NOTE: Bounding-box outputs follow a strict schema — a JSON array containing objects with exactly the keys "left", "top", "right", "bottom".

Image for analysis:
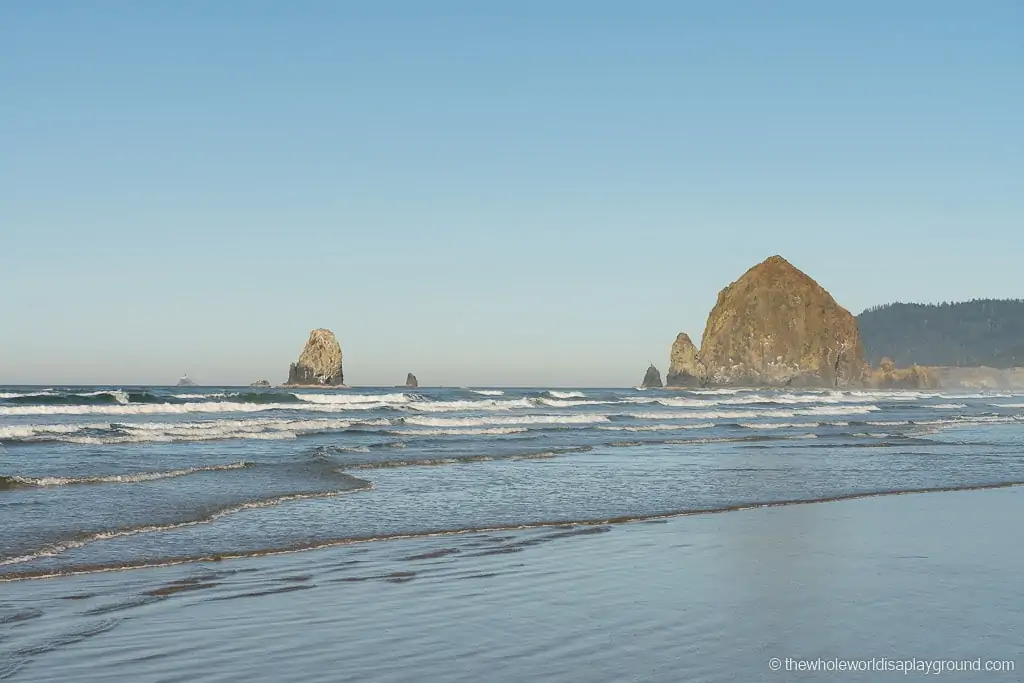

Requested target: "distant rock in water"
[
  {"left": 405, "top": 373, "right": 418, "bottom": 389},
  {"left": 176, "top": 375, "right": 198, "bottom": 387},
  {"left": 666, "top": 333, "right": 703, "bottom": 387},
  {"left": 641, "top": 364, "right": 663, "bottom": 388},
  {"left": 250, "top": 380, "right": 271, "bottom": 388},
  {"left": 285, "top": 329, "right": 345, "bottom": 387}
]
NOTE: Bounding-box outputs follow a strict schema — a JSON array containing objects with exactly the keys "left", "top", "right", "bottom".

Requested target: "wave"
[
  {"left": 0, "top": 418, "right": 391, "bottom": 445},
  {"left": 0, "top": 462, "right": 252, "bottom": 489},
  {"left": 400, "top": 414, "right": 610, "bottom": 427},
  {"left": 736, "top": 422, "right": 818, "bottom": 430},
  {"left": 12, "top": 481, "right": 1024, "bottom": 581},
  {"left": 470, "top": 389, "right": 504, "bottom": 396},
  {"left": 626, "top": 405, "right": 880, "bottom": 421},
  {"left": 405, "top": 398, "right": 535, "bottom": 412},
  {"left": 992, "top": 403, "right": 1024, "bottom": 409},
  {"left": 544, "top": 390, "right": 585, "bottom": 399},
  {"left": 388, "top": 427, "right": 530, "bottom": 436},
  {"left": 0, "top": 480, "right": 374, "bottom": 569},
  {"left": 596, "top": 422, "right": 716, "bottom": 432},
  {"left": 296, "top": 392, "right": 410, "bottom": 405},
  {"left": 533, "top": 398, "right": 613, "bottom": 408}
]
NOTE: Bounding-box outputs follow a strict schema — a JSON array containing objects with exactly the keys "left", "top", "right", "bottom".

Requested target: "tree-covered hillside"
[{"left": 857, "top": 299, "right": 1024, "bottom": 368}]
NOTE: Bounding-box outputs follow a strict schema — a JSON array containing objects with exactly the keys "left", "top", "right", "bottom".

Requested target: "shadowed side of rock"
[
  {"left": 641, "top": 364, "right": 663, "bottom": 388},
  {"left": 405, "top": 373, "right": 418, "bottom": 388}
]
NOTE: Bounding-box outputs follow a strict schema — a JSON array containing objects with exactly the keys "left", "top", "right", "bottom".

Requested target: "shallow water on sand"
[{"left": 2, "top": 487, "right": 1021, "bottom": 682}]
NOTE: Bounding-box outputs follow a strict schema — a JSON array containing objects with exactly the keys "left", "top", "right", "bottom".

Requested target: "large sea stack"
[
  {"left": 286, "top": 329, "right": 345, "bottom": 387},
  {"left": 405, "top": 373, "right": 419, "bottom": 388},
  {"left": 687, "top": 256, "right": 865, "bottom": 387}
]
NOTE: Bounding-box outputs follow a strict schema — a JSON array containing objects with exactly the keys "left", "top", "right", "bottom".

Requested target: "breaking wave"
[{"left": 0, "top": 462, "right": 252, "bottom": 489}]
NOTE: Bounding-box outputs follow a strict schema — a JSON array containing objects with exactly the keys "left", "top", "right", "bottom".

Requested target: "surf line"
[{"left": 3, "top": 480, "right": 1023, "bottom": 582}]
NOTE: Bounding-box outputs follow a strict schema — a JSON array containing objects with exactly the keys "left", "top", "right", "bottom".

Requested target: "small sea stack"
[
  {"left": 641, "top": 364, "right": 663, "bottom": 388},
  {"left": 285, "top": 329, "right": 345, "bottom": 387},
  {"left": 250, "top": 380, "right": 271, "bottom": 388},
  {"left": 405, "top": 373, "right": 419, "bottom": 389}
]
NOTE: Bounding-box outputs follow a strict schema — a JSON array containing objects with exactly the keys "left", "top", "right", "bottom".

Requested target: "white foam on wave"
[
  {"left": 545, "top": 390, "right": 585, "bottom": 399},
  {"left": 405, "top": 398, "right": 535, "bottom": 413},
  {"left": 9, "top": 461, "right": 251, "bottom": 487},
  {"left": 627, "top": 405, "right": 880, "bottom": 421},
  {"left": 297, "top": 392, "right": 410, "bottom": 405},
  {"left": 534, "top": 398, "right": 613, "bottom": 408},
  {"left": 596, "top": 422, "right": 716, "bottom": 432},
  {"left": 932, "top": 403, "right": 968, "bottom": 410},
  {"left": 392, "top": 427, "right": 529, "bottom": 436},
  {"left": 402, "top": 413, "right": 610, "bottom": 427},
  {"left": 0, "top": 392, "right": 50, "bottom": 399},
  {"left": 471, "top": 389, "right": 505, "bottom": 396},
  {"left": 737, "top": 422, "right": 819, "bottom": 430},
  {"left": 1, "top": 417, "right": 389, "bottom": 445},
  {"left": 992, "top": 403, "right": 1024, "bottom": 409}
]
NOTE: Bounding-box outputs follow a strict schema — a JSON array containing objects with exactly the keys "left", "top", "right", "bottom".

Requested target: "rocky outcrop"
[
  {"left": 862, "top": 358, "right": 939, "bottom": 389},
  {"left": 641, "top": 364, "right": 663, "bottom": 388},
  {"left": 666, "top": 333, "right": 703, "bottom": 386},
  {"left": 176, "top": 375, "right": 197, "bottom": 387},
  {"left": 285, "top": 329, "right": 345, "bottom": 387},
  {"left": 250, "top": 380, "right": 271, "bottom": 388},
  {"left": 405, "top": 373, "right": 418, "bottom": 389},
  {"left": 683, "top": 256, "right": 866, "bottom": 388}
]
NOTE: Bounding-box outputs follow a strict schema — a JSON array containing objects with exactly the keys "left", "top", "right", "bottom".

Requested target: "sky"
[{"left": 1, "top": 1, "right": 1021, "bottom": 387}]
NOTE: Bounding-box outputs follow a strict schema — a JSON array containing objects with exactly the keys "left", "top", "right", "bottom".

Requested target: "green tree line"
[{"left": 857, "top": 299, "right": 1024, "bottom": 368}]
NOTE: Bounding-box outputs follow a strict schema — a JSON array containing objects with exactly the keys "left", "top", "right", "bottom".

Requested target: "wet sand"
[{"left": 3, "top": 486, "right": 1022, "bottom": 682}]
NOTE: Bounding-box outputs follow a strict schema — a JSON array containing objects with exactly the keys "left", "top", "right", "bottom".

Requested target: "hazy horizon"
[{"left": 3, "top": 2, "right": 1021, "bottom": 386}]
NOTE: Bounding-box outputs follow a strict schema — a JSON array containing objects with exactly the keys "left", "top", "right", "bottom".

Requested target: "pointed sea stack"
[
  {"left": 405, "top": 373, "right": 419, "bottom": 388},
  {"left": 697, "top": 255, "right": 864, "bottom": 387},
  {"left": 285, "top": 329, "right": 345, "bottom": 387},
  {"left": 666, "top": 333, "right": 703, "bottom": 387},
  {"left": 641, "top": 364, "right": 663, "bottom": 388}
]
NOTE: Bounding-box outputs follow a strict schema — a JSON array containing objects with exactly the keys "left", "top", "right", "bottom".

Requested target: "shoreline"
[
  {"left": 5, "top": 480, "right": 1023, "bottom": 582},
  {"left": 6, "top": 485, "right": 1022, "bottom": 682}
]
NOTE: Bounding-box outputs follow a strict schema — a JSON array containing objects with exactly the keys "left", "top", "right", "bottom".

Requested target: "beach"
[{"left": 3, "top": 486, "right": 1021, "bottom": 681}]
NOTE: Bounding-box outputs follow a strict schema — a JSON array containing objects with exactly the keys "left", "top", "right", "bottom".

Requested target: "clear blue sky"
[{"left": 2, "top": 1, "right": 1021, "bottom": 386}]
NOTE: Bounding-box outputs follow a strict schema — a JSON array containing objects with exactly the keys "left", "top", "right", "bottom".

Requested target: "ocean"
[{"left": 2, "top": 385, "right": 1023, "bottom": 680}]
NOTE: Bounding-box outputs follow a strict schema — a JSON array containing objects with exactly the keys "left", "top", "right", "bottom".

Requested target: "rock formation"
[
  {"left": 250, "top": 380, "right": 271, "bottom": 388},
  {"left": 285, "top": 329, "right": 345, "bottom": 387},
  {"left": 672, "top": 256, "right": 866, "bottom": 388},
  {"left": 862, "top": 358, "right": 939, "bottom": 389},
  {"left": 666, "top": 333, "right": 703, "bottom": 386},
  {"left": 405, "top": 373, "right": 418, "bottom": 389},
  {"left": 641, "top": 364, "right": 663, "bottom": 388},
  {"left": 176, "top": 375, "right": 197, "bottom": 387}
]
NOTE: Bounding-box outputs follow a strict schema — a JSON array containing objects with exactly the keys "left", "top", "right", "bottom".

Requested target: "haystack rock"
[
  {"left": 696, "top": 255, "right": 864, "bottom": 387},
  {"left": 666, "top": 333, "right": 703, "bottom": 387},
  {"left": 286, "top": 329, "right": 345, "bottom": 387},
  {"left": 641, "top": 364, "right": 663, "bottom": 388},
  {"left": 405, "top": 373, "right": 419, "bottom": 388}
]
